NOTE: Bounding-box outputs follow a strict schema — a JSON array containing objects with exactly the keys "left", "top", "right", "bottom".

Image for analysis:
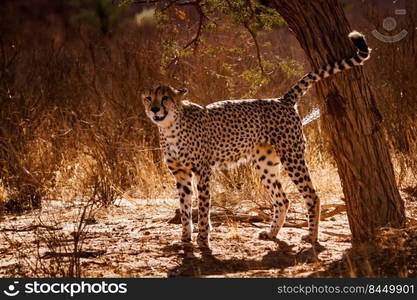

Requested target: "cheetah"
[{"left": 142, "top": 31, "right": 370, "bottom": 249}]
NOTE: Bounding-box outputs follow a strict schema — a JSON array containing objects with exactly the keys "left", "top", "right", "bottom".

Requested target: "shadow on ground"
[
  {"left": 165, "top": 241, "right": 325, "bottom": 277},
  {"left": 310, "top": 225, "right": 417, "bottom": 277},
  {"left": 163, "top": 225, "right": 417, "bottom": 278}
]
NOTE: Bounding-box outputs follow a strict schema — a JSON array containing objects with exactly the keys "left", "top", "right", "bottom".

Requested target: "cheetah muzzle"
[{"left": 153, "top": 115, "right": 166, "bottom": 122}]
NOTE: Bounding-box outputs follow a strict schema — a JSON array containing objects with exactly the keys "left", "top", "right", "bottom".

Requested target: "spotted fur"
[{"left": 142, "top": 32, "right": 370, "bottom": 249}]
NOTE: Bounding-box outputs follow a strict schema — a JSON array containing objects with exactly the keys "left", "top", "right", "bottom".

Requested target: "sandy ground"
[
  {"left": 2, "top": 179, "right": 417, "bottom": 278},
  {"left": 0, "top": 194, "right": 358, "bottom": 278}
]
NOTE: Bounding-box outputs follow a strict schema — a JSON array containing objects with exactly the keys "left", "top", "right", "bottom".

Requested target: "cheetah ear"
[
  {"left": 176, "top": 88, "right": 188, "bottom": 96},
  {"left": 140, "top": 88, "right": 151, "bottom": 100}
]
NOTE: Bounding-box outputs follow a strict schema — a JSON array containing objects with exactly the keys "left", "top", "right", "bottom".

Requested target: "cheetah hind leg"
[
  {"left": 280, "top": 152, "right": 321, "bottom": 245},
  {"left": 252, "top": 144, "right": 290, "bottom": 241}
]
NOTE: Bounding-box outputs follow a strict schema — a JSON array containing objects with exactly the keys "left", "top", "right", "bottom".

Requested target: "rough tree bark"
[{"left": 271, "top": 0, "right": 405, "bottom": 243}]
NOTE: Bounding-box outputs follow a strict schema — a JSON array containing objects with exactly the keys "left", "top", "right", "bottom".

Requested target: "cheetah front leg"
[
  {"left": 194, "top": 167, "right": 212, "bottom": 249},
  {"left": 173, "top": 169, "right": 193, "bottom": 243}
]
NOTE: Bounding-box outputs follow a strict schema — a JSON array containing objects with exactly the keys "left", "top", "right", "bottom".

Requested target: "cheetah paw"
[
  {"left": 181, "top": 236, "right": 192, "bottom": 243},
  {"left": 301, "top": 234, "right": 316, "bottom": 243},
  {"left": 301, "top": 234, "right": 323, "bottom": 249},
  {"left": 197, "top": 236, "right": 211, "bottom": 250},
  {"left": 258, "top": 230, "right": 274, "bottom": 240}
]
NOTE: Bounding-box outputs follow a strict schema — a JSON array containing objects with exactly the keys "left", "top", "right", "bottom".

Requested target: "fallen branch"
[
  {"left": 2, "top": 224, "right": 62, "bottom": 232},
  {"left": 284, "top": 204, "right": 347, "bottom": 228},
  {"left": 167, "top": 204, "right": 346, "bottom": 229},
  {"left": 168, "top": 208, "right": 266, "bottom": 224},
  {"left": 42, "top": 250, "right": 106, "bottom": 259}
]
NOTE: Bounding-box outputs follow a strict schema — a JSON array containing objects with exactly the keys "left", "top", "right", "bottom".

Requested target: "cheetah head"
[{"left": 142, "top": 85, "right": 188, "bottom": 127}]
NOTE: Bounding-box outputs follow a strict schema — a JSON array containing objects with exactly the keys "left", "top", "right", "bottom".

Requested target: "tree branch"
[
  {"left": 183, "top": 1, "right": 206, "bottom": 53},
  {"left": 225, "top": 0, "right": 264, "bottom": 74},
  {"left": 243, "top": 21, "right": 264, "bottom": 74}
]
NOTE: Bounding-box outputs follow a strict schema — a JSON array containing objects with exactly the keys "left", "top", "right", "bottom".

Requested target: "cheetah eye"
[
  {"left": 145, "top": 97, "right": 152, "bottom": 102},
  {"left": 161, "top": 96, "right": 170, "bottom": 102}
]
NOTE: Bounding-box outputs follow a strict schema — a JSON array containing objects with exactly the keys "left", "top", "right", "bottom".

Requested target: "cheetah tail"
[{"left": 282, "top": 31, "right": 371, "bottom": 105}]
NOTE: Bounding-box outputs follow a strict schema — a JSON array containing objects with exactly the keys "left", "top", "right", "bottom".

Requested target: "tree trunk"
[{"left": 272, "top": 0, "right": 405, "bottom": 243}]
